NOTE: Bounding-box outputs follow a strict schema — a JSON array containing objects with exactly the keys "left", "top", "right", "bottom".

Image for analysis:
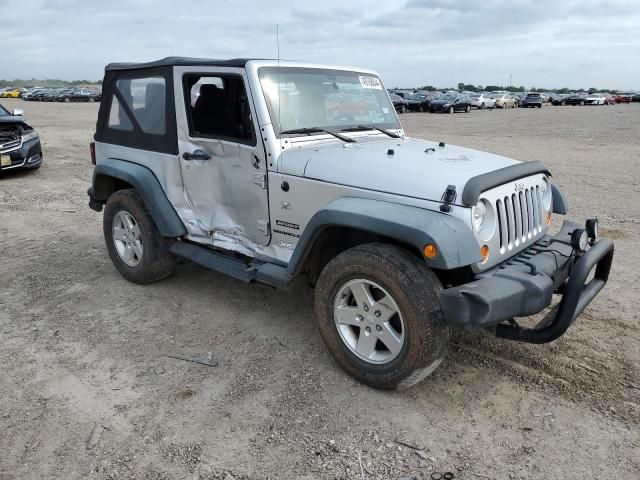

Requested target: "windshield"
[
  {"left": 407, "top": 94, "right": 425, "bottom": 101},
  {"left": 258, "top": 67, "right": 400, "bottom": 135}
]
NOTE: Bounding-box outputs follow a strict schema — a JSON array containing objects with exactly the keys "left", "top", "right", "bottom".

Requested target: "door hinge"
[
  {"left": 253, "top": 173, "right": 267, "bottom": 189},
  {"left": 257, "top": 219, "right": 270, "bottom": 235}
]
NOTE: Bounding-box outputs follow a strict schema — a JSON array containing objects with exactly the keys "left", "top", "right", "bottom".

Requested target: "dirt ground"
[{"left": 1, "top": 98, "right": 638, "bottom": 480}]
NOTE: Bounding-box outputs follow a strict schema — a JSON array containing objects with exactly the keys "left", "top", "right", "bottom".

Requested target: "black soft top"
[{"left": 105, "top": 57, "right": 258, "bottom": 72}]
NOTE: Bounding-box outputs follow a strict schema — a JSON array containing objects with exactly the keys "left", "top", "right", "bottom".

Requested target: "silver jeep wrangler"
[{"left": 88, "top": 57, "right": 614, "bottom": 389}]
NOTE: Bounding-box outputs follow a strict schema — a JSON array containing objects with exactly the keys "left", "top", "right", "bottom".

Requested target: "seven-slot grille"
[{"left": 495, "top": 185, "right": 545, "bottom": 253}]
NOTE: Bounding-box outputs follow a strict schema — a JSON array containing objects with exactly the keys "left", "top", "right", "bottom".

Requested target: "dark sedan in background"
[
  {"left": 404, "top": 93, "right": 431, "bottom": 112},
  {"left": 389, "top": 93, "right": 409, "bottom": 113},
  {"left": 0, "top": 103, "right": 43, "bottom": 173},
  {"left": 553, "top": 94, "right": 587, "bottom": 106},
  {"left": 429, "top": 93, "right": 472, "bottom": 113}
]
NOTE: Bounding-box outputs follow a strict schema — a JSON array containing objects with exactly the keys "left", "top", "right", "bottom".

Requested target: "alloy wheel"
[
  {"left": 333, "top": 279, "right": 405, "bottom": 364},
  {"left": 112, "top": 210, "right": 143, "bottom": 267}
]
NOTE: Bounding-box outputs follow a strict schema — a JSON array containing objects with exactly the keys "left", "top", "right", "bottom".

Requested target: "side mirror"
[{"left": 12, "top": 109, "right": 24, "bottom": 117}]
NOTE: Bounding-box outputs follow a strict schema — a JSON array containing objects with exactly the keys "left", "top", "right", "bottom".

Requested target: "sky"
[{"left": 1, "top": 0, "right": 639, "bottom": 90}]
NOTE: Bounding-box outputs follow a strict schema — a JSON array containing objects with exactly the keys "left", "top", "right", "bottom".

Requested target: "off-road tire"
[
  {"left": 103, "top": 189, "right": 175, "bottom": 284},
  {"left": 315, "top": 244, "right": 450, "bottom": 390}
]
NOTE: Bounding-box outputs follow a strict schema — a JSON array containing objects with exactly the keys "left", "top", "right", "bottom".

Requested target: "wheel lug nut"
[
  {"left": 355, "top": 315, "right": 363, "bottom": 322},
  {"left": 365, "top": 326, "right": 371, "bottom": 334},
  {"left": 374, "top": 310, "right": 381, "bottom": 317},
  {"left": 376, "top": 325, "right": 382, "bottom": 332},
  {"left": 363, "top": 305, "right": 369, "bottom": 312}
]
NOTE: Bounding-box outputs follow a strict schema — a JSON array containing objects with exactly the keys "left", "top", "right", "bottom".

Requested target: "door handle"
[{"left": 182, "top": 150, "right": 211, "bottom": 161}]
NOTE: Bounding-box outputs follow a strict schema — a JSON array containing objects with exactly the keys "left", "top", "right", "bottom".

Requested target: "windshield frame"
[
  {"left": 257, "top": 66, "right": 401, "bottom": 138},
  {"left": 0, "top": 103, "right": 10, "bottom": 116}
]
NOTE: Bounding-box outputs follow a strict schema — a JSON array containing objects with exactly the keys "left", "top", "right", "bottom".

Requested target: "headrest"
[{"left": 195, "top": 83, "right": 227, "bottom": 113}]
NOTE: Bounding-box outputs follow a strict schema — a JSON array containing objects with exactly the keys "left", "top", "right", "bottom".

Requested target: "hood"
[
  {"left": 279, "top": 137, "right": 521, "bottom": 204},
  {"left": 0, "top": 116, "right": 26, "bottom": 123}
]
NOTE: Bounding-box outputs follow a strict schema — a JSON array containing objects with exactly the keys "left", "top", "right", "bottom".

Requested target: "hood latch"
[{"left": 440, "top": 185, "right": 457, "bottom": 213}]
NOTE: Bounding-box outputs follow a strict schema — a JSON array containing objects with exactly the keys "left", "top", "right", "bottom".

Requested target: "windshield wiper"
[
  {"left": 342, "top": 125, "right": 401, "bottom": 139},
  {"left": 280, "top": 127, "right": 356, "bottom": 143}
]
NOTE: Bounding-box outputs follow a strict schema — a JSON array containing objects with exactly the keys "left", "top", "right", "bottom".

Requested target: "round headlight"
[
  {"left": 472, "top": 199, "right": 496, "bottom": 242},
  {"left": 472, "top": 201, "right": 486, "bottom": 230},
  {"left": 541, "top": 178, "right": 552, "bottom": 210}
]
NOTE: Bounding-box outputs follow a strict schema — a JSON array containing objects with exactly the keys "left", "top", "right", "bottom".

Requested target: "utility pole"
[{"left": 509, "top": 74, "right": 512, "bottom": 88}]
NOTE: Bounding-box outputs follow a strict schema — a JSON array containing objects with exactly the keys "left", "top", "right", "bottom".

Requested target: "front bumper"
[
  {"left": 0, "top": 138, "right": 42, "bottom": 171},
  {"left": 439, "top": 221, "right": 614, "bottom": 343}
]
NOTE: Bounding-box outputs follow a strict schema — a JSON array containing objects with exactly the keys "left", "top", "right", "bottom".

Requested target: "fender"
[
  {"left": 551, "top": 183, "right": 568, "bottom": 214},
  {"left": 287, "top": 197, "right": 482, "bottom": 276},
  {"left": 89, "top": 158, "right": 186, "bottom": 237}
]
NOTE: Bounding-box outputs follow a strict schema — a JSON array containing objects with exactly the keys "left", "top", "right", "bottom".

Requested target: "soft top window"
[{"left": 95, "top": 66, "right": 178, "bottom": 155}]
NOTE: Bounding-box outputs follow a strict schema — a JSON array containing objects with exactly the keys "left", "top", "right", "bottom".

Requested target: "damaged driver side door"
[{"left": 174, "top": 67, "right": 270, "bottom": 254}]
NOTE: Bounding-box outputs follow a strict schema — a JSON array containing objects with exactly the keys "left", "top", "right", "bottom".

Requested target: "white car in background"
[
  {"left": 585, "top": 94, "right": 607, "bottom": 105},
  {"left": 469, "top": 93, "right": 496, "bottom": 109}
]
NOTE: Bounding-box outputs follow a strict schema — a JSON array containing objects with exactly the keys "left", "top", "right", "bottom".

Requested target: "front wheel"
[
  {"left": 465, "top": 104, "right": 471, "bottom": 113},
  {"left": 448, "top": 106, "right": 454, "bottom": 114},
  {"left": 103, "top": 189, "right": 175, "bottom": 284},
  {"left": 315, "top": 244, "right": 450, "bottom": 390}
]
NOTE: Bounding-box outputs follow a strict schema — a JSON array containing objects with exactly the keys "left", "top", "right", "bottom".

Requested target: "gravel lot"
[{"left": 1, "top": 98, "right": 638, "bottom": 480}]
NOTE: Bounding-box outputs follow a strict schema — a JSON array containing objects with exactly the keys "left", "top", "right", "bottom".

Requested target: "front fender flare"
[
  {"left": 287, "top": 197, "right": 482, "bottom": 276},
  {"left": 90, "top": 158, "right": 186, "bottom": 237}
]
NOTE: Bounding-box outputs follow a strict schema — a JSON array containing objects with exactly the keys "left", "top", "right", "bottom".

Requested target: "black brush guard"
[
  {"left": 439, "top": 221, "right": 615, "bottom": 344},
  {"left": 495, "top": 238, "right": 614, "bottom": 343}
]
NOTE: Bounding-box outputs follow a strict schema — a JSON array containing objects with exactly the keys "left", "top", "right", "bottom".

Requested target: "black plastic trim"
[
  {"left": 495, "top": 238, "right": 614, "bottom": 343},
  {"left": 90, "top": 159, "right": 186, "bottom": 237},
  {"left": 461, "top": 160, "right": 551, "bottom": 206},
  {"left": 288, "top": 197, "right": 482, "bottom": 276},
  {"left": 551, "top": 183, "right": 568, "bottom": 214},
  {"left": 106, "top": 57, "right": 254, "bottom": 72}
]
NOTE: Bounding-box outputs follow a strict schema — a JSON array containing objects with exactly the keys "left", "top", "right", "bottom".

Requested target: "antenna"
[{"left": 276, "top": 24, "right": 281, "bottom": 136}]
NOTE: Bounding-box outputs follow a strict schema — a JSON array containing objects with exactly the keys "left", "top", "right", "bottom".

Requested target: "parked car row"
[
  {"left": 22, "top": 87, "right": 102, "bottom": 102},
  {"left": 388, "top": 88, "right": 639, "bottom": 114},
  {"left": 550, "top": 92, "right": 639, "bottom": 105},
  {"left": 0, "top": 86, "right": 102, "bottom": 102}
]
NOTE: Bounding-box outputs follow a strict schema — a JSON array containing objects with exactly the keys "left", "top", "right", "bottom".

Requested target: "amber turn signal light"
[
  {"left": 423, "top": 244, "right": 438, "bottom": 259},
  {"left": 480, "top": 245, "right": 490, "bottom": 263},
  {"left": 546, "top": 211, "right": 552, "bottom": 225}
]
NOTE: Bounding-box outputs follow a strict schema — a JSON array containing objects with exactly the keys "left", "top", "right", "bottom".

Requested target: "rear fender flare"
[{"left": 91, "top": 158, "right": 186, "bottom": 237}]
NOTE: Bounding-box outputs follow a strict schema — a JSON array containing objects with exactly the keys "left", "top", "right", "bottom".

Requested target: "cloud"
[{"left": 0, "top": 0, "right": 638, "bottom": 90}]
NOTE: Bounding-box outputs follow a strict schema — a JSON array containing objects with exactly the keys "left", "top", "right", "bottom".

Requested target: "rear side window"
[
  {"left": 96, "top": 67, "right": 178, "bottom": 155},
  {"left": 114, "top": 77, "right": 166, "bottom": 135}
]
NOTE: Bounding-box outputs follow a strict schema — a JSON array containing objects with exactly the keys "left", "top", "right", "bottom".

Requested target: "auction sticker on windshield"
[{"left": 359, "top": 75, "right": 383, "bottom": 90}]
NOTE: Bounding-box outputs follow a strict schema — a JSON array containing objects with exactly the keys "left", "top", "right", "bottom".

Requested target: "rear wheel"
[
  {"left": 64, "top": 97, "right": 71, "bottom": 103},
  {"left": 315, "top": 244, "right": 450, "bottom": 390},
  {"left": 465, "top": 104, "right": 471, "bottom": 113},
  {"left": 103, "top": 189, "right": 175, "bottom": 284}
]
